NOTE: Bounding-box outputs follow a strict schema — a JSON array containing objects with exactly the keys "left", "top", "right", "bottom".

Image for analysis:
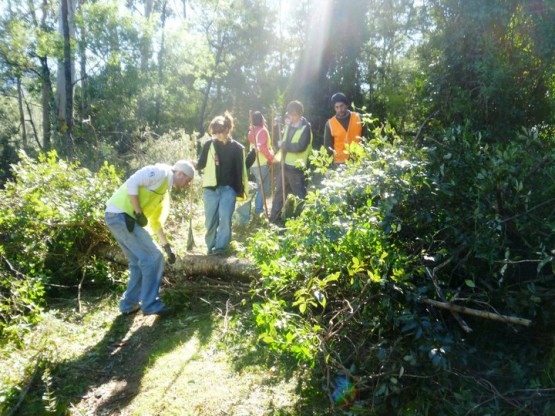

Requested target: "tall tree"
[
  {"left": 153, "top": 0, "right": 167, "bottom": 127},
  {"left": 191, "top": 0, "right": 276, "bottom": 136},
  {"left": 76, "top": 0, "right": 89, "bottom": 118},
  {"left": 79, "top": 0, "right": 142, "bottom": 141},
  {"left": 16, "top": 75, "right": 27, "bottom": 147},
  {"left": 28, "top": 0, "right": 59, "bottom": 151},
  {"left": 360, "top": 0, "right": 430, "bottom": 131},
  {"left": 0, "top": 2, "right": 57, "bottom": 151},
  {"left": 420, "top": 0, "right": 555, "bottom": 139}
]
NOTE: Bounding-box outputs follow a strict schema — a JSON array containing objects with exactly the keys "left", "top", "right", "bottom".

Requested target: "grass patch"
[{"left": 1, "top": 289, "right": 327, "bottom": 415}]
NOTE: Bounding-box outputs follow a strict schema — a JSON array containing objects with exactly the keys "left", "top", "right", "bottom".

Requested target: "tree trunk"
[
  {"left": 198, "top": 34, "right": 226, "bottom": 136},
  {"left": 198, "top": 75, "right": 214, "bottom": 137},
  {"left": 78, "top": 0, "right": 88, "bottom": 119},
  {"left": 23, "top": 97, "right": 41, "bottom": 150},
  {"left": 173, "top": 255, "right": 257, "bottom": 283},
  {"left": 140, "top": 0, "right": 155, "bottom": 70},
  {"left": 57, "top": 0, "right": 76, "bottom": 154},
  {"left": 154, "top": 1, "right": 167, "bottom": 127},
  {"left": 137, "top": 0, "right": 155, "bottom": 121},
  {"left": 16, "top": 76, "right": 27, "bottom": 148},
  {"left": 39, "top": 56, "right": 53, "bottom": 151},
  {"left": 32, "top": 0, "right": 56, "bottom": 151},
  {"left": 97, "top": 244, "right": 257, "bottom": 283}
]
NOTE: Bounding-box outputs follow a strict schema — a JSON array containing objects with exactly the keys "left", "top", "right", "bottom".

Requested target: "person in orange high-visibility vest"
[{"left": 323, "top": 92, "right": 366, "bottom": 165}]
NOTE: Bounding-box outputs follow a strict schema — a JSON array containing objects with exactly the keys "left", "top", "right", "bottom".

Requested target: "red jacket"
[{"left": 248, "top": 125, "right": 274, "bottom": 165}]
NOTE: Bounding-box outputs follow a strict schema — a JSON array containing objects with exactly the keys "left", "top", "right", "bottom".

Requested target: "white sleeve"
[{"left": 125, "top": 166, "right": 166, "bottom": 195}]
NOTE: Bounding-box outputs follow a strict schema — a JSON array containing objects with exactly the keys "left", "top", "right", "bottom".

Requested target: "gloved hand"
[
  {"left": 134, "top": 211, "right": 148, "bottom": 227},
  {"left": 124, "top": 213, "right": 135, "bottom": 232},
  {"left": 163, "top": 243, "right": 176, "bottom": 265}
]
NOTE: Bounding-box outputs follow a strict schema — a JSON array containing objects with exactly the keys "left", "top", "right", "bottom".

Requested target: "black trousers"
[{"left": 270, "top": 164, "right": 306, "bottom": 223}]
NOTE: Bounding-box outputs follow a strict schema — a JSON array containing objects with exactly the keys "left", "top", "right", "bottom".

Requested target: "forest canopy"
[{"left": 0, "top": 0, "right": 553, "bottom": 177}]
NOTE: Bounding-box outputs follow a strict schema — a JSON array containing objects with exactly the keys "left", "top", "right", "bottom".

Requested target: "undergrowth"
[
  {"left": 0, "top": 150, "right": 121, "bottom": 342},
  {"left": 248, "top": 121, "right": 555, "bottom": 415}
]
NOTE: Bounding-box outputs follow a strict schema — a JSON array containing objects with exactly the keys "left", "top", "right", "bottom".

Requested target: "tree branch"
[{"left": 422, "top": 298, "right": 531, "bottom": 327}]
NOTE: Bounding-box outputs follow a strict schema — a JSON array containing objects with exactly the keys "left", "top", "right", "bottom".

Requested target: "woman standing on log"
[{"left": 195, "top": 112, "right": 248, "bottom": 256}]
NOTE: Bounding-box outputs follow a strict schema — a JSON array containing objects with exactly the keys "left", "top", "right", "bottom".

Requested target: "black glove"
[
  {"left": 134, "top": 211, "right": 148, "bottom": 227},
  {"left": 124, "top": 213, "right": 135, "bottom": 232},
  {"left": 163, "top": 243, "right": 176, "bottom": 265}
]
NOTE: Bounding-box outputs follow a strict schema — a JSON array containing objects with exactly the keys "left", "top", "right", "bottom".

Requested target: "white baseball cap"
[{"left": 172, "top": 160, "right": 195, "bottom": 178}]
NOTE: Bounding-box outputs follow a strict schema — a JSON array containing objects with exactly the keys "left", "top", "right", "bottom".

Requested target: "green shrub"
[
  {"left": 0, "top": 150, "right": 121, "bottom": 340},
  {"left": 125, "top": 128, "right": 198, "bottom": 174},
  {"left": 248, "top": 119, "right": 555, "bottom": 414}
]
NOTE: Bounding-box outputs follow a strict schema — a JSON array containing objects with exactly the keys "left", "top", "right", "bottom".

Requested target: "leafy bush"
[
  {"left": 248, "top": 119, "right": 555, "bottom": 414},
  {"left": 0, "top": 150, "right": 121, "bottom": 340}
]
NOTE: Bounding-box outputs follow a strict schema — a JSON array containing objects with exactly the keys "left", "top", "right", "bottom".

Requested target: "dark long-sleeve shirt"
[{"left": 197, "top": 137, "right": 245, "bottom": 195}]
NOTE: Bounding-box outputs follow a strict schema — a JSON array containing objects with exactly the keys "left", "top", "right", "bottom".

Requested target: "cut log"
[
  {"left": 96, "top": 244, "right": 258, "bottom": 282},
  {"left": 172, "top": 254, "right": 258, "bottom": 283}
]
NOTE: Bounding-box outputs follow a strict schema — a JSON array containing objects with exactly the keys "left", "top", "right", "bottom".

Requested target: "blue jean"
[
  {"left": 104, "top": 212, "right": 166, "bottom": 314},
  {"left": 203, "top": 185, "right": 237, "bottom": 253},
  {"left": 251, "top": 164, "right": 271, "bottom": 216}
]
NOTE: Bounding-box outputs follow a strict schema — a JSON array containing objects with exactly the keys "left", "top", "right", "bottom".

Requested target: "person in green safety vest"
[
  {"left": 105, "top": 160, "right": 195, "bottom": 316},
  {"left": 196, "top": 112, "right": 248, "bottom": 255},
  {"left": 270, "top": 100, "right": 313, "bottom": 224}
]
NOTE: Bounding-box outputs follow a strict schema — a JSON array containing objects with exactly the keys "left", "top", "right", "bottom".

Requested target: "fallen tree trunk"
[
  {"left": 96, "top": 244, "right": 258, "bottom": 283},
  {"left": 172, "top": 254, "right": 258, "bottom": 283},
  {"left": 422, "top": 298, "right": 531, "bottom": 327}
]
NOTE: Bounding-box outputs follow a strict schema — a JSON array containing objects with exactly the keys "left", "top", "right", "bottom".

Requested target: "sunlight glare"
[{"left": 295, "top": 0, "right": 334, "bottom": 84}]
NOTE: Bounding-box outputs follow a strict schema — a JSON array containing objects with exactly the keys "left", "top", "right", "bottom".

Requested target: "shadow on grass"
[
  {"left": 16, "top": 292, "right": 216, "bottom": 415},
  {"left": 13, "top": 285, "right": 327, "bottom": 415}
]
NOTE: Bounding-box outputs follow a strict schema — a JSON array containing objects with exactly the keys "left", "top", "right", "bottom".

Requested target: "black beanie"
[{"left": 331, "top": 92, "right": 348, "bottom": 106}]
